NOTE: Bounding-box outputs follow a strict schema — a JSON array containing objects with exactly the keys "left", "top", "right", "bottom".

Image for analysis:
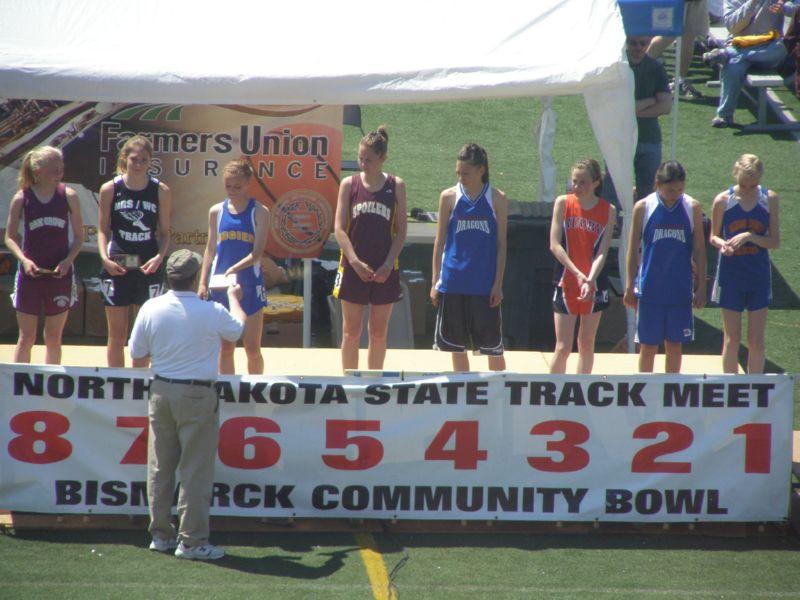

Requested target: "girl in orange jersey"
[{"left": 549, "top": 159, "right": 616, "bottom": 373}]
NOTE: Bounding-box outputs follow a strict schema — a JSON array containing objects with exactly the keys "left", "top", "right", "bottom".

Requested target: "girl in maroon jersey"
[
  {"left": 4, "top": 146, "right": 83, "bottom": 364},
  {"left": 333, "top": 126, "right": 407, "bottom": 371}
]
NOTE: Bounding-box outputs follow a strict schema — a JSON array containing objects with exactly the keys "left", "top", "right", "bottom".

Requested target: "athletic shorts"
[
  {"left": 713, "top": 285, "right": 770, "bottom": 313},
  {"left": 683, "top": 0, "right": 710, "bottom": 38},
  {"left": 100, "top": 268, "right": 164, "bottom": 307},
  {"left": 209, "top": 284, "right": 267, "bottom": 317},
  {"left": 434, "top": 292, "right": 504, "bottom": 356},
  {"left": 635, "top": 301, "right": 694, "bottom": 346},
  {"left": 333, "top": 263, "right": 401, "bottom": 306},
  {"left": 552, "top": 285, "right": 610, "bottom": 315},
  {"left": 12, "top": 269, "right": 77, "bottom": 316}
]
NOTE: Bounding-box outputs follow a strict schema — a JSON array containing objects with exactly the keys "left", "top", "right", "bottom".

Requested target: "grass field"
[
  {"left": 2, "top": 49, "right": 800, "bottom": 600},
  {"left": 4, "top": 527, "right": 800, "bottom": 599}
]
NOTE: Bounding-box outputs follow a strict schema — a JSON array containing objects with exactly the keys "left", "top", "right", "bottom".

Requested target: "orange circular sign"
[{"left": 270, "top": 189, "right": 333, "bottom": 257}]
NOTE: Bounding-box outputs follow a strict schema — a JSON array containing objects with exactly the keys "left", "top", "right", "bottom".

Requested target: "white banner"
[{"left": 0, "top": 364, "right": 794, "bottom": 522}]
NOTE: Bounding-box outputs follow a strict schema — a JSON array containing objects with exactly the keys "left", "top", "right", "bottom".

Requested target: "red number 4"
[{"left": 424, "top": 421, "right": 487, "bottom": 470}]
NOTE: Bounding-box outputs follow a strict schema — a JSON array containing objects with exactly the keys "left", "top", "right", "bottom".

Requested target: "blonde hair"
[
  {"left": 732, "top": 154, "right": 764, "bottom": 180},
  {"left": 17, "top": 146, "right": 62, "bottom": 190},
  {"left": 222, "top": 158, "right": 254, "bottom": 179},
  {"left": 116, "top": 135, "right": 154, "bottom": 175}
]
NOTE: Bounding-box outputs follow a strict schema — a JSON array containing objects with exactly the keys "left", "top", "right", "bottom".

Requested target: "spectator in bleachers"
[
  {"left": 783, "top": 3, "right": 800, "bottom": 98},
  {"left": 647, "top": 0, "right": 711, "bottom": 99},
  {"left": 5, "top": 146, "right": 83, "bottom": 364},
  {"left": 703, "top": 0, "right": 797, "bottom": 127}
]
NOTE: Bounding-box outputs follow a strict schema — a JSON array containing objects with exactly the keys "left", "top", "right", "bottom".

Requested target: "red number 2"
[{"left": 631, "top": 422, "right": 693, "bottom": 473}]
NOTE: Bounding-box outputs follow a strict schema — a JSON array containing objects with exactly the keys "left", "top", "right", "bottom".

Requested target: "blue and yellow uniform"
[
  {"left": 208, "top": 198, "right": 266, "bottom": 316},
  {"left": 712, "top": 186, "right": 772, "bottom": 312}
]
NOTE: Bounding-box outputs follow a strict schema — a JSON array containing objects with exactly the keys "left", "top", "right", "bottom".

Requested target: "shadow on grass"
[
  {"left": 4, "top": 528, "right": 361, "bottom": 578},
  {"left": 210, "top": 547, "right": 356, "bottom": 578},
  {"left": 370, "top": 530, "right": 800, "bottom": 555},
  {"left": 8, "top": 527, "right": 800, "bottom": 556},
  {"left": 694, "top": 317, "right": 784, "bottom": 374}
]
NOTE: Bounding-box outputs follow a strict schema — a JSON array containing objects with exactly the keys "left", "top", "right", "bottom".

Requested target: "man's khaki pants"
[{"left": 147, "top": 378, "right": 218, "bottom": 547}]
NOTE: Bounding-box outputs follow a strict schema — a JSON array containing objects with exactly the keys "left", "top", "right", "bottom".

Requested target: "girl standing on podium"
[
  {"left": 431, "top": 143, "right": 508, "bottom": 372},
  {"left": 333, "top": 126, "right": 408, "bottom": 372},
  {"left": 5, "top": 146, "right": 83, "bottom": 364},
  {"left": 98, "top": 135, "right": 171, "bottom": 367},
  {"left": 624, "top": 160, "right": 706, "bottom": 373},
  {"left": 710, "top": 154, "right": 779, "bottom": 374},
  {"left": 549, "top": 159, "right": 616, "bottom": 374},
  {"left": 199, "top": 159, "right": 269, "bottom": 375}
]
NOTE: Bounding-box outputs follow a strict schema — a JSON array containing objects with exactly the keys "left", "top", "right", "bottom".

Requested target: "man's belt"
[{"left": 153, "top": 374, "right": 214, "bottom": 387}]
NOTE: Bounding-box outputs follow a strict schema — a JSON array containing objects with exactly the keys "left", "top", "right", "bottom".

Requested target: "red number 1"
[{"left": 733, "top": 423, "right": 771, "bottom": 474}]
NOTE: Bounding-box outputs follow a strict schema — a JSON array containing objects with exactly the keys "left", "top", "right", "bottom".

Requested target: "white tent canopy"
[{"left": 0, "top": 0, "right": 637, "bottom": 346}]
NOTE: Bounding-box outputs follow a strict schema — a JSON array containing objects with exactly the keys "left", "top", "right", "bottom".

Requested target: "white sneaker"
[
  {"left": 174, "top": 542, "right": 225, "bottom": 560},
  {"left": 149, "top": 537, "right": 178, "bottom": 553}
]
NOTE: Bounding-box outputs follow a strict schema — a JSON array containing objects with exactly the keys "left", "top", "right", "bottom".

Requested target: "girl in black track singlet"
[{"left": 98, "top": 135, "right": 172, "bottom": 368}]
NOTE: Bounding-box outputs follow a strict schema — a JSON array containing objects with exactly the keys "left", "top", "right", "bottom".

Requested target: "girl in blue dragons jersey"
[
  {"left": 624, "top": 160, "right": 706, "bottom": 373},
  {"left": 431, "top": 143, "right": 508, "bottom": 372}
]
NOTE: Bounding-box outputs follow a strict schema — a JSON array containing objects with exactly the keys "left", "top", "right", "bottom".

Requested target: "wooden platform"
[
  {"left": 0, "top": 509, "right": 788, "bottom": 536},
  {"left": 0, "top": 344, "right": 729, "bottom": 375}
]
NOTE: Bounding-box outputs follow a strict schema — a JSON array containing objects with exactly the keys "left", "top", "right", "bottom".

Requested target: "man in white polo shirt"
[{"left": 129, "top": 249, "right": 245, "bottom": 560}]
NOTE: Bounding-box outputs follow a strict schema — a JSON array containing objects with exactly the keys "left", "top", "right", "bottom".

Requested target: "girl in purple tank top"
[
  {"left": 333, "top": 126, "right": 407, "bottom": 372},
  {"left": 4, "top": 146, "right": 83, "bottom": 364}
]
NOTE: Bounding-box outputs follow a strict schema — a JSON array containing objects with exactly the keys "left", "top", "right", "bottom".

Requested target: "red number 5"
[{"left": 322, "top": 420, "right": 383, "bottom": 470}]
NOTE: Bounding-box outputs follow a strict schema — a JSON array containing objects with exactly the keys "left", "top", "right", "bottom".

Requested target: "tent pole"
[
  {"left": 670, "top": 37, "right": 681, "bottom": 160},
  {"left": 303, "top": 258, "right": 312, "bottom": 348}
]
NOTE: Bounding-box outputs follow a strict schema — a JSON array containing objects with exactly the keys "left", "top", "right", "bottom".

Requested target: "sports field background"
[{"left": 3, "top": 50, "right": 800, "bottom": 599}]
